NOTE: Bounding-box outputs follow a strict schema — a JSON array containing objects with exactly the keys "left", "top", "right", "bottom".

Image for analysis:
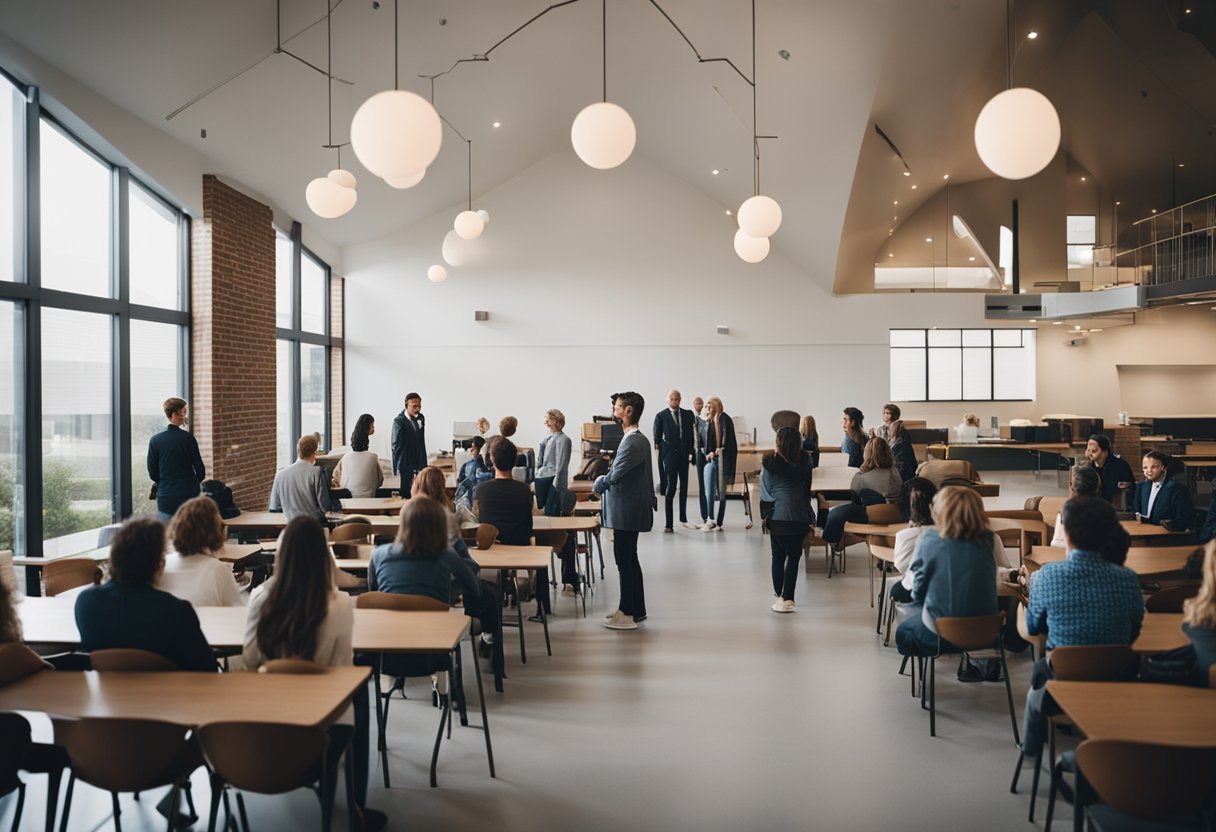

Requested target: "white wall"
[{"left": 342, "top": 151, "right": 1017, "bottom": 457}]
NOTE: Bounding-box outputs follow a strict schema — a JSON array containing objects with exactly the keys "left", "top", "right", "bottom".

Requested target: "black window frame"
[{"left": 889, "top": 328, "right": 1036, "bottom": 403}]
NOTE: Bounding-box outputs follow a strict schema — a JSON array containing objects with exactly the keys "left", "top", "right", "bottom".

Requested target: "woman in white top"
[
  {"left": 890, "top": 477, "right": 938, "bottom": 603},
  {"left": 1049, "top": 464, "right": 1101, "bottom": 546},
  {"left": 160, "top": 496, "right": 244, "bottom": 607},
  {"left": 332, "top": 414, "right": 383, "bottom": 498}
]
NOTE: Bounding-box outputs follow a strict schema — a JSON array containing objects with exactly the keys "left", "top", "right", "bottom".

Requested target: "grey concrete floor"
[{"left": 7, "top": 471, "right": 1072, "bottom": 832}]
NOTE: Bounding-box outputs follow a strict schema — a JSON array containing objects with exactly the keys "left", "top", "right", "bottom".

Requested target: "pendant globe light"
[
  {"left": 427, "top": 264, "right": 448, "bottom": 283},
  {"left": 571, "top": 0, "right": 636, "bottom": 170},
  {"left": 453, "top": 139, "right": 485, "bottom": 239},
  {"left": 974, "top": 0, "right": 1060, "bottom": 180},
  {"left": 735, "top": 0, "right": 780, "bottom": 257},
  {"left": 350, "top": 0, "right": 442, "bottom": 182},
  {"left": 306, "top": 7, "right": 357, "bottom": 219}
]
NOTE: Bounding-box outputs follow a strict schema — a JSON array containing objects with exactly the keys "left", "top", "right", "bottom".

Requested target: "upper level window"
[
  {"left": 40, "top": 119, "right": 111, "bottom": 297},
  {"left": 300, "top": 251, "right": 327, "bottom": 334},
  {"left": 129, "top": 181, "right": 182, "bottom": 310},
  {"left": 890, "top": 328, "right": 1036, "bottom": 402},
  {"left": 1067, "top": 215, "right": 1096, "bottom": 270},
  {"left": 0, "top": 76, "right": 18, "bottom": 285},
  {"left": 275, "top": 232, "right": 292, "bottom": 329}
]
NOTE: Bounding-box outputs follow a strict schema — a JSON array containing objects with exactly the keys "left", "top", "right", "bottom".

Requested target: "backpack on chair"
[{"left": 201, "top": 479, "right": 241, "bottom": 519}]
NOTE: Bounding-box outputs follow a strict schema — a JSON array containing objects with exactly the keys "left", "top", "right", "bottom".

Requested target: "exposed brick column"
[
  {"left": 1110, "top": 427, "right": 1142, "bottom": 482},
  {"left": 190, "top": 175, "right": 277, "bottom": 511}
]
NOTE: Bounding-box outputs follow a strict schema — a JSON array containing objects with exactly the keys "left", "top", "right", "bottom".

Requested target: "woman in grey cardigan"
[{"left": 535, "top": 408, "right": 572, "bottom": 515}]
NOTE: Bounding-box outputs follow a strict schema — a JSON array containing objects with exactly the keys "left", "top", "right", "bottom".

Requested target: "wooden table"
[
  {"left": 224, "top": 512, "right": 401, "bottom": 536},
  {"left": 533, "top": 515, "right": 604, "bottom": 582},
  {"left": 0, "top": 666, "right": 369, "bottom": 728},
  {"left": 843, "top": 521, "right": 909, "bottom": 537},
  {"left": 1120, "top": 519, "right": 1193, "bottom": 541},
  {"left": 1027, "top": 545, "right": 1196, "bottom": 578},
  {"left": 338, "top": 497, "right": 405, "bottom": 515},
  {"left": 1046, "top": 681, "right": 1216, "bottom": 745},
  {"left": 475, "top": 545, "right": 554, "bottom": 664},
  {"left": 1132, "top": 613, "right": 1187, "bottom": 654}
]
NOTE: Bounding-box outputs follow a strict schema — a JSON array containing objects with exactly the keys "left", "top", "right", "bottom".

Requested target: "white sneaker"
[
  {"left": 603, "top": 611, "right": 638, "bottom": 630},
  {"left": 701, "top": 521, "right": 716, "bottom": 532},
  {"left": 603, "top": 610, "right": 620, "bottom": 623},
  {"left": 683, "top": 522, "right": 701, "bottom": 530},
  {"left": 771, "top": 599, "right": 794, "bottom": 614}
]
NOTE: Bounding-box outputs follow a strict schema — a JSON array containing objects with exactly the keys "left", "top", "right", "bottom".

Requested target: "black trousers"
[
  {"left": 612, "top": 530, "right": 646, "bottom": 619},
  {"left": 769, "top": 533, "right": 804, "bottom": 601},
  {"left": 662, "top": 454, "right": 690, "bottom": 528},
  {"left": 694, "top": 453, "right": 708, "bottom": 521}
]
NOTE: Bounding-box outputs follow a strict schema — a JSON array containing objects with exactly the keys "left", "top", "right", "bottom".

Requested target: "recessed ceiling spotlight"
[
  {"left": 1028, "top": 318, "right": 1037, "bottom": 323},
  {"left": 1080, "top": 176, "right": 1086, "bottom": 182},
  {"left": 968, "top": 256, "right": 976, "bottom": 261},
  {"left": 911, "top": 184, "right": 918, "bottom": 190},
  {"left": 902, "top": 170, "right": 911, "bottom": 177},
  {"left": 924, "top": 237, "right": 933, "bottom": 243},
  {"left": 712, "top": 169, "right": 720, "bottom": 175},
  {"left": 1027, "top": 30, "right": 1038, "bottom": 39},
  {"left": 893, "top": 200, "right": 899, "bottom": 205},
  {"left": 1178, "top": 163, "right": 1186, "bottom": 168},
  {"left": 943, "top": 174, "right": 950, "bottom": 180},
  {"left": 1152, "top": 209, "right": 1158, "bottom": 214},
  {"left": 1115, "top": 201, "right": 1121, "bottom": 206},
  {"left": 1186, "top": 7, "right": 1192, "bottom": 13},
  {"left": 1074, "top": 325, "right": 1082, "bottom": 331},
  {"left": 1052, "top": 320, "right": 1064, "bottom": 325},
  {"left": 893, "top": 215, "right": 898, "bottom": 221},
  {"left": 888, "top": 253, "right": 894, "bottom": 258},
  {"left": 492, "top": 121, "right": 501, "bottom": 128},
  {"left": 725, "top": 209, "right": 732, "bottom": 215}
]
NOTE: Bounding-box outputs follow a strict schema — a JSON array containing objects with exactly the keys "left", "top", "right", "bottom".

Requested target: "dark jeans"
[
  {"left": 770, "top": 533, "right": 804, "bottom": 601},
  {"left": 822, "top": 502, "right": 866, "bottom": 544},
  {"left": 534, "top": 476, "right": 556, "bottom": 514},
  {"left": 1020, "top": 657, "right": 1054, "bottom": 758},
  {"left": 612, "top": 530, "right": 646, "bottom": 619},
  {"left": 661, "top": 455, "right": 690, "bottom": 528},
  {"left": 464, "top": 580, "right": 506, "bottom": 675},
  {"left": 895, "top": 606, "right": 960, "bottom": 657},
  {"left": 889, "top": 581, "right": 914, "bottom": 603},
  {"left": 695, "top": 453, "right": 708, "bottom": 522}
]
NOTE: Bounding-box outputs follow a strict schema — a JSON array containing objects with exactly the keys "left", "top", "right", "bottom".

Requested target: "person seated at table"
[
  {"left": 1183, "top": 540, "right": 1216, "bottom": 677},
  {"left": 242, "top": 516, "right": 385, "bottom": 831},
  {"left": 455, "top": 435, "right": 492, "bottom": 509},
  {"left": 888, "top": 419, "right": 918, "bottom": 484},
  {"left": 476, "top": 438, "right": 549, "bottom": 619},
  {"left": 1019, "top": 496, "right": 1143, "bottom": 759},
  {"left": 840, "top": 407, "right": 867, "bottom": 468},
  {"left": 1049, "top": 464, "right": 1101, "bottom": 547},
  {"left": 822, "top": 437, "right": 903, "bottom": 547},
  {"left": 268, "top": 434, "right": 334, "bottom": 523},
  {"left": 1084, "top": 434, "right": 1134, "bottom": 506},
  {"left": 799, "top": 414, "right": 820, "bottom": 469},
  {"left": 870, "top": 403, "right": 900, "bottom": 443},
  {"left": 412, "top": 466, "right": 478, "bottom": 571},
  {"left": 331, "top": 415, "right": 383, "bottom": 498},
  {"left": 369, "top": 495, "right": 503, "bottom": 675},
  {"left": 895, "top": 486, "right": 999, "bottom": 660},
  {"left": 889, "top": 477, "right": 938, "bottom": 604},
  {"left": 1130, "top": 450, "right": 1195, "bottom": 531},
  {"left": 1200, "top": 490, "right": 1216, "bottom": 546},
  {"left": 159, "top": 496, "right": 244, "bottom": 607},
  {"left": 75, "top": 516, "right": 216, "bottom": 672}
]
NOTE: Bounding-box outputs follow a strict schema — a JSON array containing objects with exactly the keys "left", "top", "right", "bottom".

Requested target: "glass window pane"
[
  {"left": 131, "top": 321, "right": 183, "bottom": 517},
  {"left": 0, "top": 303, "right": 24, "bottom": 555},
  {"left": 300, "top": 253, "right": 326, "bottom": 334},
  {"left": 962, "top": 348, "right": 992, "bottom": 400},
  {"left": 1067, "top": 244, "right": 1094, "bottom": 269},
  {"left": 1, "top": 78, "right": 19, "bottom": 285},
  {"left": 129, "top": 182, "right": 180, "bottom": 309},
  {"left": 890, "top": 348, "right": 926, "bottom": 402},
  {"left": 275, "top": 234, "right": 292, "bottom": 329},
  {"left": 962, "top": 329, "right": 991, "bottom": 347},
  {"left": 927, "top": 329, "right": 961, "bottom": 347},
  {"left": 42, "top": 308, "right": 112, "bottom": 551},
  {"left": 994, "top": 331, "right": 1037, "bottom": 399},
  {"left": 40, "top": 120, "right": 111, "bottom": 297},
  {"left": 300, "top": 343, "right": 326, "bottom": 448},
  {"left": 1067, "top": 215, "right": 1096, "bottom": 245},
  {"left": 993, "top": 329, "right": 1023, "bottom": 347},
  {"left": 928, "top": 348, "right": 962, "bottom": 400},
  {"left": 889, "top": 329, "right": 925, "bottom": 347},
  {"left": 277, "top": 339, "right": 292, "bottom": 468}
]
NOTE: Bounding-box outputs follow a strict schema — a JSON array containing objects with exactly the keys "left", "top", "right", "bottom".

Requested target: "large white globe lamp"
[
  {"left": 442, "top": 230, "right": 469, "bottom": 267},
  {"left": 974, "top": 87, "right": 1061, "bottom": 180},
  {"left": 737, "top": 195, "right": 782, "bottom": 238},
  {"left": 427, "top": 264, "right": 448, "bottom": 283},
  {"left": 327, "top": 168, "right": 356, "bottom": 190},
  {"left": 350, "top": 90, "right": 443, "bottom": 180},
  {"left": 570, "top": 102, "right": 636, "bottom": 170},
  {"left": 733, "top": 228, "right": 769, "bottom": 263},
  {"left": 454, "top": 210, "right": 485, "bottom": 240},
  {"left": 305, "top": 176, "right": 356, "bottom": 219}
]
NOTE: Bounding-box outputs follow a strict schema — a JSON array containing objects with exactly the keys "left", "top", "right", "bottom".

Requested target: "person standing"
[
  {"left": 594, "top": 391, "right": 655, "bottom": 630},
  {"left": 653, "top": 389, "right": 695, "bottom": 533},
  {"left": 762, "top": 427, "right": 814, "bottom": 612},
  {"left": 391, "top": 392, "right": 426, "bottom": 495},
  {"left": 701, "top": 396, "right": 737, "bottom": 532},
  {"left": 692, "top": 396, "right": 709, "bottom": 526},
  {"left": 146, "top": 397, "right": 206, "bottom": 519},
  {"left": 535, "top": 409, "right": 572, "bottom": 515}
]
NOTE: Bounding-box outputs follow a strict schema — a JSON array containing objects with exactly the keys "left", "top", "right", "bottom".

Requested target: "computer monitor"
[{"left": 599, "top": 422, "right": 624, "bottom": 453}]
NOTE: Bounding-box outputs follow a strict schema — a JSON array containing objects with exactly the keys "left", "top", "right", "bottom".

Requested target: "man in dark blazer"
[
  {"left": 595, "top": 391, "right": 655, "bottom": 631},
  {"left": 1130, "top": 451, "right": 1195, "bottom": 530},
  {"left": 653, "top": 389, "right": 696, "bottom": 533},
  {"left": 391, "top": 392, "right": 426, "bottom": 495},
  {"left": 146, "top": 397, "right": 206, "bottom": 519},
  {"left": 692, "top": 396, "right": 709, "bottom": 524}
]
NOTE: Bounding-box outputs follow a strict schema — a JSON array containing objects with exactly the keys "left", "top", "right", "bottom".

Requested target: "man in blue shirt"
[
  {"left": 146, "top": 397, "right": 206, "bottom": 519},
  {"left": 1020, "top": 496, "right": 1143, "bottom": 759}
]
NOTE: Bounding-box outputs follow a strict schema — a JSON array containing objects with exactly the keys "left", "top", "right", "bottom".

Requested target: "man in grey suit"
[{"left": 594, "top": 391, "right": 655, "bottom": 630}]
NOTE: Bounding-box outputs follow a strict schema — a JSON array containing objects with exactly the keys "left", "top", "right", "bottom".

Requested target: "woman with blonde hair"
[
  {"left": 895, "top": 486, "right": 1000, "bottom": 659},
  {"left": 799, "top": 414, "right": 820, "bottom": 469},
  {"left": 1183, "top": 540, "right": 1216, "bottom": 676},
  {"left": 701, "top": 396, "right": 737, "bottom": 531},
  {"left": 160, "top": 496, "right": 244, "bottom": 607}
]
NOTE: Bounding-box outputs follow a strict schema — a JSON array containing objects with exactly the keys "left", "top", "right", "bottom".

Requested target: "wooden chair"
[
  {"left": 0, "top": 643, "right": 70, "bottom": 832},
  {"left": 57, "top": 718, "right": 201, "bottom": 832},
  {"left": 41, "top": 558, "right": 102, "bottom": 597},
  {"left": 89, "top": 649, "right": 177, "bottom": 672},
  {"left": 1029, "top": 496, "right": 1066, "bottom": 538},
  {"left": 475, "top": 523, "right": 498, "bottom": 550},
  {"left": 1075, "top": 739, "right": 1216, "bottom": 830},
  {"left": 868, "top": 544, "right": 900, "bottom": 638},
  {"left": 355, "top": 592, "right": 451, "bottom": 788},
  {"left": 329, "top": 522, "right": 372, "bottom": 543},
  {"left": 538, "top": 530, "right": 585, "bottom": 618},
  {"left": 917, "top": 613, "right": 1019, "bottom": 744},
  {"left": 199, "top": 721, "right": 341, "bottom": 832},
  {"left": 0, "top": 712, "right": 31, "bottom": 832},
  {"left": 987, "top": 517, "right": 1048, "bottom": 565},
  {"left": 1144, "top": 584, "right": 1199, "bottom": 613}
]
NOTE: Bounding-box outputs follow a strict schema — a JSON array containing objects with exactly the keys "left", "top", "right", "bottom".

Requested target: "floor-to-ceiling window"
[{"left": 0, "top": 68, "right": 189, "bottom": 558}]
